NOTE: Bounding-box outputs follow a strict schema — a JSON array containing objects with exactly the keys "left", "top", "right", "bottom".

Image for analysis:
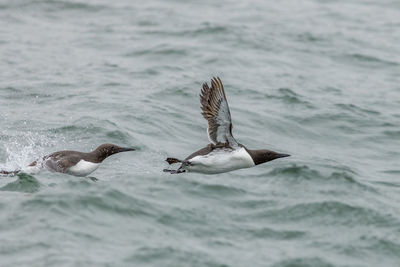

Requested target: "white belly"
[
  {"left": 67, "top": 160, "right": 99, "bottom": 177},
  {"left": 185, "top": 147, "right": 255, "bottom": 174}
]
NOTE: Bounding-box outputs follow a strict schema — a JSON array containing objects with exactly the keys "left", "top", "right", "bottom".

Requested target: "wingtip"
[{"left": 203, "top": 77, "right": 223, "bottom": 90}]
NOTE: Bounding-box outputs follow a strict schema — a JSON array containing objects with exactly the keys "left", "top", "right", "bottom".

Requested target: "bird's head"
[
  {"left": 248, "top": 149, "right": 290, "bottom": 165},
  {"left": 94, "top": 144, "right": 135, "bottom": 162}
]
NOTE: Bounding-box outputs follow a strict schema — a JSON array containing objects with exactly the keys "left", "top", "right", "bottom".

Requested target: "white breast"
[
  {"left": 66, "top": 160, "right": 100, "bottom": 177},
  {"left": 185, "top": 147, "right": 255, "bottom": 174}
]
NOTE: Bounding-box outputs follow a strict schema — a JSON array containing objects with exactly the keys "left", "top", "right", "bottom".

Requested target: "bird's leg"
[
  {"left": 182, "top": 161, "right": 192, "bottom": 167},
  {"left": 163, "top": 168, "right": 186, "bottom": 174},
  {"left": 210, "top": 143, "right": 228, "bottom": 149},
  {"left": 0, "top": 170, "right": 20, "bottom": 176},
  {"left": 224, "top": 142, "right": 232, "bottom": 148},
  {"left": 212, "top": 142, "right": 232, "bottom": 149}
]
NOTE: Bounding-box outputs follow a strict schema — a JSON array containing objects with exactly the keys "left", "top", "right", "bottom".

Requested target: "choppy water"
[{"left": 1, "top": 0, "right": 400, "bottom": 266}]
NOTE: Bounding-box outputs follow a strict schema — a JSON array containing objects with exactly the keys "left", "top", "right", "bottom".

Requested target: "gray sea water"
[{"left": 1, "top": 0, "right": 400, "bottom": 266}]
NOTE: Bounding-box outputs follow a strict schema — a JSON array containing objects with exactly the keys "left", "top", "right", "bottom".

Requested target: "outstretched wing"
[{"left": 200, "top": 77, "right": 237, "bottom": 146}]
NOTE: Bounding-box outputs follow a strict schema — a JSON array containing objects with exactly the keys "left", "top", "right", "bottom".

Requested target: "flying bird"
[{"left": 164, "top": 77, "right": 289, "bottom": 174}]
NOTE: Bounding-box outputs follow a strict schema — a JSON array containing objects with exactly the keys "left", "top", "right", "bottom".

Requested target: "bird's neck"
[{"left": 86, "top": 151, "right": 106, "bottom": 163}]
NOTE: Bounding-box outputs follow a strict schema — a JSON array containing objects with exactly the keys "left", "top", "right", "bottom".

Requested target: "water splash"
[{"left": 0, "top": 130, "right": 60, "bottom": 172}]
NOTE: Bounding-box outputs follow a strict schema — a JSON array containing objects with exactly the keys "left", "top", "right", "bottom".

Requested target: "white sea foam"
[{"left": 0, "top": 131, "right": 59, "bottom": 172}]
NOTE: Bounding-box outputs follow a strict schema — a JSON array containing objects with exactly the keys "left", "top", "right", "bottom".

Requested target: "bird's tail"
[
  {"left": 166, "top": 157, "right": 182, "bottom": 165},
  {"left": 0, "top": 169, "right": 21, "bottom": 176}
]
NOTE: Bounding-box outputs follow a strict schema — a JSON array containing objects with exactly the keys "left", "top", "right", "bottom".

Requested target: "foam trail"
[{"left": 0, "top": 130, "right": 58, "bottom": 174}]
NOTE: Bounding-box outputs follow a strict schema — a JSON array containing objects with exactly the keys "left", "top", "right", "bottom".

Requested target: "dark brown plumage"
[
  {"left": 164, "top": 76, "right": 290, "bottom": 174},
  {"left": 200, "top": 77, "right": 236, "bottom": 146},
  {"left": 0, "top": 143, "right": 135, "bottom": 176}
]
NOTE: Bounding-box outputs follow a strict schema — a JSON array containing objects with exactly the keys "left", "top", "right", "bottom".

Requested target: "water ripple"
[
  {"left": 256, "top": 200, "right": 398, "bottom": 227},
  {"left": 0, "top": 173, "right": 41, "bottom": 193}
]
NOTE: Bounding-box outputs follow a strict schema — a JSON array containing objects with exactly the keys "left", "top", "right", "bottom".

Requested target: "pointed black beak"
[
  {"left": 119, "top": 147, "right": 136, "bottom": 152},
  {"left": 277, "top": 153, "right": 290, "bottom": 158}
]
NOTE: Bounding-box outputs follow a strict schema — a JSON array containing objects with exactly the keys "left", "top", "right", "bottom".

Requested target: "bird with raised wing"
[{"left": 164, "top": 77, "right": 290, "bottom": 174}]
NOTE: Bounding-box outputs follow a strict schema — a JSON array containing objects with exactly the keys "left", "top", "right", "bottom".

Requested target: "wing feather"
[
  {"left": 44, "top": 152, "right": 81, "bottom": 173},
  {"left": 200, "top": 77, "right": 237, "bottom": 146}
]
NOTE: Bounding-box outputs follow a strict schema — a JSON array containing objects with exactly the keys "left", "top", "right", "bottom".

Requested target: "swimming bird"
[
  {"left": 0, "top": 144, "right": 135, "bottom": 177},
  {"left": 164, "top": 77, "right": 290, "bottom": 174}
]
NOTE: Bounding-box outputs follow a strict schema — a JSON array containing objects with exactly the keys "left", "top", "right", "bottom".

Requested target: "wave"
[
  {"left": 271, "top": 257, "right": 333, "bottom": 267},
  {"left": 264, "top": 88, "right": 315, "bottom": 108},
  {"left": 349, "top": 53, "right": 399, "bottom": 67},
  {"left": 267, "top": 164, "right": 369, "bottom": 188},
  {"left": 21, "top": 186, "right": 156, "bottom": 218},
  {"left": 4, "top": 0, "right": 108, "bottom": 12},
  {"left": 246, "top": 226, "right": 306, "bottom": 240},
  {"left": 0, "top": 173, "right": 41, "bottom": 193},
  {"left": 252, "top": 200, "right": 399, "bottom": 227}
]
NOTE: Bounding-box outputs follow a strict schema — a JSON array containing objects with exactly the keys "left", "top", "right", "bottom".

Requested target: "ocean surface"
[{"left": 1, "top": 0, "right": 399, "bottom": 266}]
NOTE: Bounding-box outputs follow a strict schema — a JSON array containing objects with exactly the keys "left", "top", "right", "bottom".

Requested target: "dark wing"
[
  {"left": 43, "top": 151, "right": 82, "bottom": 173},
  {"left": 184, "top": 145, "right": 214, "bottom": 161},
  {"left": 200, "top": 77, "right": 237, "bottom": 146}
]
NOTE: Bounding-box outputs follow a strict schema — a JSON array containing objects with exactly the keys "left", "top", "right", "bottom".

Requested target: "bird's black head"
[
  {"left": 94, "top": 143, "right": 135, "bottom": 162},
  {"left": 247, "top": 148, "right": 290, "bottom": 165}
]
